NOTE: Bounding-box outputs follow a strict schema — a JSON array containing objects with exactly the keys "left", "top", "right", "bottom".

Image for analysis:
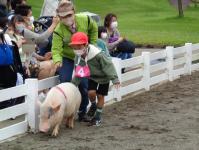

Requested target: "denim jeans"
[
  {"left": 111, "top": 52, "right": 132, "bottom": 60},
  {"left": 58, "top": 57, "right": 89, "bottom": 113}
]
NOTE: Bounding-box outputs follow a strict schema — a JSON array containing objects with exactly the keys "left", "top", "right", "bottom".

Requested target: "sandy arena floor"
[{"left": 1, "top": 71, "right": 199, "bottom": 150}]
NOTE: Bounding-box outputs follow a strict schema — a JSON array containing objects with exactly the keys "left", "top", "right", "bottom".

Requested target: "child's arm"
[{"left": 98, "top": 53, "right": 120, "bottom": 84}]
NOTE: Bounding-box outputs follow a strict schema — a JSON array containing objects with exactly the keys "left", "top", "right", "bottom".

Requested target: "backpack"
[
  {"left": 116, "top": 40, "right": 135, "bottom": 53},
  {"left": 33, "top": 16, "right": 53, "bottom": 56}
]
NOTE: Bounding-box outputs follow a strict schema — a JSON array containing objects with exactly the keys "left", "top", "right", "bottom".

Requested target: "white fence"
[{"left": 1, "top": 43, "right": 199, "bottom": 142}]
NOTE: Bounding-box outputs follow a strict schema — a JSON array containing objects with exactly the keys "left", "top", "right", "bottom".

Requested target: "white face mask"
[
  {"left": 16, "top": 24, "right": 25, "bottom": 33},
  {"left": 61, "top": 16, "right": 74, "bottom": 27},
  {"left": 101, "top": 32, "right": 108, "bottom": 39},
  {"left": 74, "top": 49, "right": 85, "bottom": 56},
  {"left": 29, "top": 16, "right": 34, "bottom": 25},
  {"left": 111, "top": 21, "right": 118, "bottom": 29}
]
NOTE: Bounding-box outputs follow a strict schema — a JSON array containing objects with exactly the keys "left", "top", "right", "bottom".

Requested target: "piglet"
[{"left": 39, "top": 82, "right": 81, "bottom": 136}]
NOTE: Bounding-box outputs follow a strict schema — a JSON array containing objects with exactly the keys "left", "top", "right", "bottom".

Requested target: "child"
[
  {"left": 96, "top": 26, "right": 110, "bottom": 57},
  {"left": 70, "top": 32, "right": 120, "bottom": 126}
]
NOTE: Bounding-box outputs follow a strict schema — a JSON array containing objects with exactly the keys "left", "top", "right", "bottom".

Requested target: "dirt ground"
[{"left": 1, "top": 71, "right": 199, "bottom": 150}]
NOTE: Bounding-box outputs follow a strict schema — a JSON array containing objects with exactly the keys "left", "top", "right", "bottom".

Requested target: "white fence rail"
[{"left": 1, "top": 43, "right": 199, "bottom": 142}]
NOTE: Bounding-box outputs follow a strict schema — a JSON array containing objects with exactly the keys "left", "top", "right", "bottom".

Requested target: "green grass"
[
  {"left": 28, "top": 0, "right": 199, "bottom": 46},
  {"left": 28, "top": 0, "right": 44, "bottom": 18}
]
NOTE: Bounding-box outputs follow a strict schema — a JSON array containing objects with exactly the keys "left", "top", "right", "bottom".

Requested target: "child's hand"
[{"left": 114, "top": 82, "right": 120, "bottom": 90}]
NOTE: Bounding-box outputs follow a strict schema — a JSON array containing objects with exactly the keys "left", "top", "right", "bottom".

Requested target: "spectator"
[
  {"left": 15, "top": 4, "right": 34, "bottom": 30},
  {"left": 104, "top": 13, "right": 133, "bottom": 60},
  {"left": 12, "top": 14, "right": 59, "bottom": 46},
  {"left": 96, "top": 26, "right": 110, "bottom": 57},
  {"left": 10, "top": 0, "right": 26, "bottom": 10},
  {"left": 8, "top": 0, "right": 27, "bottom": 20},
  {"left": 52, "top": 0, "right": 98, "bottom": 121},
  {"left": 0, "top": 13, "right": 17, "bottom": 109},
  {"left": 70, "top": 32, "right": 120, "bottom": 126},
  {"left": 0, "top": 1, "right": 8, "bottom": 18},
  {"left": 10, "top": 14, "right": 59, "bottom": 79}
]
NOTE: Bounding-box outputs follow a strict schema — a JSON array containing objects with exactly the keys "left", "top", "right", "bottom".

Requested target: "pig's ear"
[
  {"left": 50, "top": 103, "right": 61, "bottom": 113},
  {"left": 52, "top": 104, "right": 61, "bottom": 113},
  {"left": 51, "top": 100, "right": 61, "bottom": 112},
  {"left": 48, "top": 104, "right": 61, "bottom": 118}
]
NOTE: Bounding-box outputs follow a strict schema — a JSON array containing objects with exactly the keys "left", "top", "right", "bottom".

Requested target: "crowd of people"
[{"left": 0, "top": 0, "right": 135, "bottom": 126}]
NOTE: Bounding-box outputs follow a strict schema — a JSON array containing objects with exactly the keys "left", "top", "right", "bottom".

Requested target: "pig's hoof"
[
  {"left": 51, "top": 130, "right": 58, "bottom": 137},
  {"left": 69, "top": 125, "right": 74, "bottom": 129}
]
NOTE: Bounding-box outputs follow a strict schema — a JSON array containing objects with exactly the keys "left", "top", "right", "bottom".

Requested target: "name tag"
[{"left": 75, "top": 65, "right": 90, "bottom": 78}]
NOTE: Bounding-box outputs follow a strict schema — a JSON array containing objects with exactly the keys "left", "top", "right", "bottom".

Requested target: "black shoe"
[
  {"left": 78, "top": 112, "right": 91, "bottom": 122},
  {"left": 88, "top": 117, "right": 101, "bottom": 126},
  {"left": 87, "top": 104, "right": 97, "bottom": 118}
]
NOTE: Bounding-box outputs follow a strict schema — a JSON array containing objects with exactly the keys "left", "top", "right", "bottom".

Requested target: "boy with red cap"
[{"left": 70, "top": 32, "right": 120, "bottom": 126}]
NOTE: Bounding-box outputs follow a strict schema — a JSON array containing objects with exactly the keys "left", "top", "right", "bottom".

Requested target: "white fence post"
[
  {"left": 25, "top": 79, "right": 39, "bottom": 133},
  {"left": 166, "top": 46, "right": 174, "bottom": 81},
  {"left": 184, "top": 43, "right": 192, "bottom": 75},
  {"left": 142, "top": 52, "right": 151, "bottom": 91},
  {"left": 112, "top": 57, "right": 122, "bottom": 101}
]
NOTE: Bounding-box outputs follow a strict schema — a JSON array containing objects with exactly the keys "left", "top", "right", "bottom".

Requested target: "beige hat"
[{"left": 56, "top": 0, "right": 74, "bottom": 17}]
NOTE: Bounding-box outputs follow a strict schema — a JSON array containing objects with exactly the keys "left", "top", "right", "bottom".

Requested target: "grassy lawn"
[{"left": 28, "top": 0, "right": 199, "bottom": 47}]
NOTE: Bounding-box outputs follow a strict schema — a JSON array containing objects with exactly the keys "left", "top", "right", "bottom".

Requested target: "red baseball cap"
[{"left": 69, "top": 32, "right": 88, "bottom": 45}]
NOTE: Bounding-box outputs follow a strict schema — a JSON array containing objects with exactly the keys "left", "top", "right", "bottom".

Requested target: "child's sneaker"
[{"left": 88, "top": 117, "right": 101, "bottom": 127}]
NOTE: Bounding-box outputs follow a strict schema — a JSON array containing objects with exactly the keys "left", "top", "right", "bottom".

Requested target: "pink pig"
[{"left": 39, "top": 82, "right": 81, "bottom": 136}]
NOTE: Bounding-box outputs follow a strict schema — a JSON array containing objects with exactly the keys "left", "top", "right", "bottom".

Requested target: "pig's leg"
[
  {"left": 51, "top": 123, "right": 60, "bottom": 136},
  {"left": 68, "top": 114, "right": 75, "bottom": 129},
  {"left": 65, "top": 117, "right": 69, "bottom": 128}
]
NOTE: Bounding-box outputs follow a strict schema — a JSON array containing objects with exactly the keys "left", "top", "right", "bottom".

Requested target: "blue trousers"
[
  {"left": 58, "top": 57, "right": 89, "bottom": 113},
  {"left": 111, "top": 52, "right": 132, "bottom": 60}
]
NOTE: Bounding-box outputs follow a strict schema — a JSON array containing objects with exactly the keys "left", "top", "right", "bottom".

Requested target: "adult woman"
[
  {"left": 104, "top": 13, "right": 133, "bottom": 60},
  {"left": 0, "top": 15, "right": 16, "bottom": 88},
  {"left": 10, "top": 15, "right": 59, "bottom": 79},
  {"left": 0, "top": 14, "right": 18, "bottom": 109}
]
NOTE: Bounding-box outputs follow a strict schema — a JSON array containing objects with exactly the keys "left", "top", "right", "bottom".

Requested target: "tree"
[
  {"left": 178, "top": 0, "right": 184, "bottom": 17},
  {"left": 169, "top": 0, "right": 191, "bottom": 17}
]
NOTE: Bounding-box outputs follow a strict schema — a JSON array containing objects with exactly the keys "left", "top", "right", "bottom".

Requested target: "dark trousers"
[
  {"left": 58, "top": 57, "right": 89, "bottom": 113},
  {"left": 0, "top": 66, "right": 24, "bottom": 109}
]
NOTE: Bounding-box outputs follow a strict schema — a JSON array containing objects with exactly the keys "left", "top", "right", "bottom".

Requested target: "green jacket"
[
  {"left": 72, "top": 44, "right": 119, "bottom": 85},
  {"left": 52, "top": 14, "right": 98, "bottom": 64}
]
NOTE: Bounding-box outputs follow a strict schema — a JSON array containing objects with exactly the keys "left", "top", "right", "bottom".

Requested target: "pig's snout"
[
  {"left": 39, "top": 127, "right": 49, "bottom": 133},
  {"left": 39, "top": 122, "right": 50, "bottom": 133}
]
